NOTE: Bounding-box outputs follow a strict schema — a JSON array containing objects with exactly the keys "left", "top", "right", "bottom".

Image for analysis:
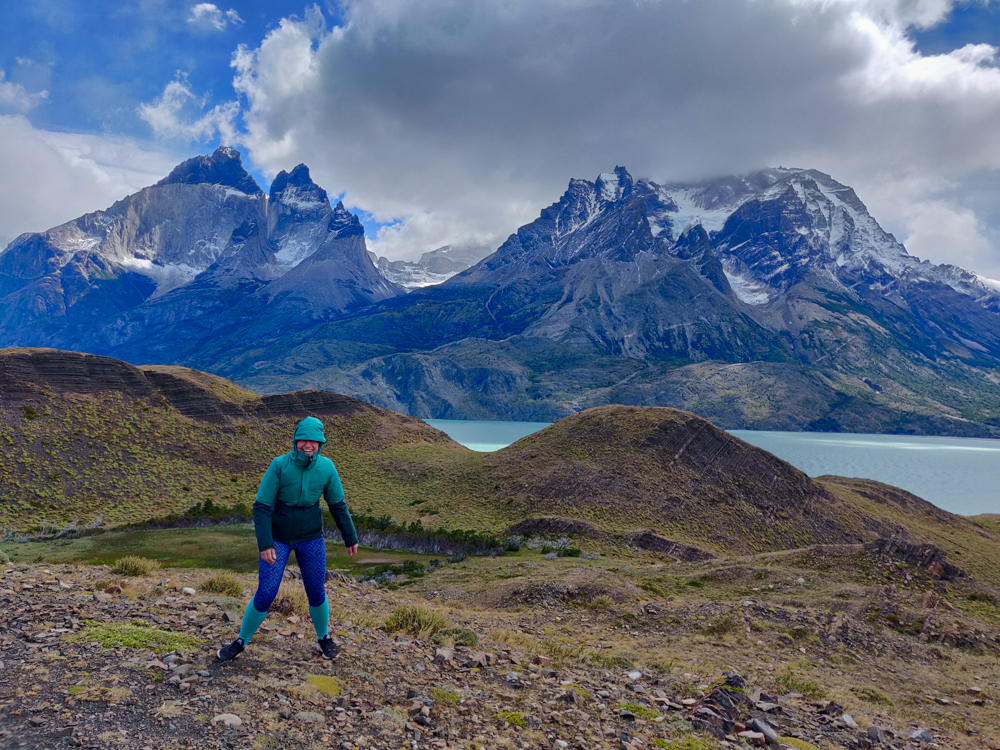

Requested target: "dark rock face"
[
  {"left": 156, "top": 146, "right": 263, "bottom": 195},
  {"left": 226, "top": 166, "right": 1000, "bottom": 434}
]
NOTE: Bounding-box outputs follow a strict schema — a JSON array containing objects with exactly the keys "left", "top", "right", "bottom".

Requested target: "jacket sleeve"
[
  {"left": 323, "top": 464, "right": 358, "bottom": 548},
  {"left": 252, "top": 459, "right": 280, "bottom": 552}
]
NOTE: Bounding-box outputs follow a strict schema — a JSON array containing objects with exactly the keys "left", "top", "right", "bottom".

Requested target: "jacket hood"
[{"left": 292, "top": 416, "right": 327, "bottom": 447}]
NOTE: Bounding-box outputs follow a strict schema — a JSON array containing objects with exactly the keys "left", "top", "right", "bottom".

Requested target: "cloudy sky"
[{"left": 1, "top": 1, "right": 1000, "bottom": 276}]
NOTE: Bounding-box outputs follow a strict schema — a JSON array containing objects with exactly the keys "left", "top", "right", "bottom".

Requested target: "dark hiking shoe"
[
  {"left": 317, "top": 635, "right": 338, "bottom": 659},
  {"left": 217, "top": 638, "right": 245, "bottom": 662}
]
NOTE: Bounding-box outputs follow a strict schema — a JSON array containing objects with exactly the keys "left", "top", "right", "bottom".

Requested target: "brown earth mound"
[{"left": 481, "top": 405, "right": 869, "bottom": 555}]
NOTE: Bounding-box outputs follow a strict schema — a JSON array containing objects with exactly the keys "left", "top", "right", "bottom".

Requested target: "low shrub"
[
  {"left": 586, "top": 594, "right": 613, "bottom": 611},
  {"left": 201, "top": 572, "right": 244, "bottom": 598},
  {"left": 700, "top": 614, "right": 739, "bottom": 637},
  {"left": 111, "top": 556, "right": 158, "bottom": 577}
]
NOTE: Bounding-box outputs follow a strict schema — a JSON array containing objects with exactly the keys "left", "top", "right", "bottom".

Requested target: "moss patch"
[
  {"left": 68, "top": 620, "right": 203, "bottom": 653},
  {"left": 304, "top": 675, "right": 342, "bottom": 697},
  {"left": 493, "top": 711, "right": 526, "bottom": 727}
]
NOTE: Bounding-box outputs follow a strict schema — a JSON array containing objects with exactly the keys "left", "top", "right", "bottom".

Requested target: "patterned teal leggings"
[{"left": 252, "top": 537, "right": 328, "bottom": 611}]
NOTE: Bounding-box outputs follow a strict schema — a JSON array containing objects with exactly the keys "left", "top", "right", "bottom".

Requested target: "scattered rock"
[
  {"left": 295, "top": 711, "right": 325, "bottom": 724},
  {"left": 868, "top": 725, "right": 887, "bottom": 744},
  {"left": 211, "top": 713, "right": 242, "bottom": 728},
  {"left": 181, "top": 587, "right": 196, "bottom": 596}
]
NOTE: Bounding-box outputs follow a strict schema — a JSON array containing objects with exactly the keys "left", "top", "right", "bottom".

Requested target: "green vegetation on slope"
[{"left": 4, "top": 349, "right": 1000, "bottom": 589}]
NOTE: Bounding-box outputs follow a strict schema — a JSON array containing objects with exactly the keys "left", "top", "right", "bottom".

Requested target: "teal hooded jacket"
[{"left": 252, "top": 416, "right": 359, "bottom": 552}]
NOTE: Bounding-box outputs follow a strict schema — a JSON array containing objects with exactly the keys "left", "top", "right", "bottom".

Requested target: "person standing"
[{"left": 217, "top": 416, "right": 358, "bottom": 662}]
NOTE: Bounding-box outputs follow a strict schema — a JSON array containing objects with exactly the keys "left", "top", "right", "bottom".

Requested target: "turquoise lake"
[{"left": 425, "top": 419, "right": 1000, "bottom": 517}]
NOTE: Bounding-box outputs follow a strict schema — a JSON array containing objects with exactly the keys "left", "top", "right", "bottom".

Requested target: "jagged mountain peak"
[
  {"left": 156, "top": 146, "right": 263, "bottom": 196},
  {"left": 596, "top": 166, "right": 634, "bottom": 203},
  {"left": 328, "top": 201, "right": 364, "bottom": 238},
  {"left": 269, "top": 163, "right": 331, "bottom": 213}
]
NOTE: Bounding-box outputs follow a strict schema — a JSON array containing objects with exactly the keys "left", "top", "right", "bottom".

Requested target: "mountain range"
[{"left": 2, "top": 149, "right": 1000, "bottom": 434}]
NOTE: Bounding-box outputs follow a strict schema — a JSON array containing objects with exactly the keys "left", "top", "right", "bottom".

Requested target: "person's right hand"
[{"left": 260, "top": 548, "right": 276, "bottom": 564}]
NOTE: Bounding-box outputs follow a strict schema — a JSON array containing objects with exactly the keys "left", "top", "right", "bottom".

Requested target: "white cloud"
[
  {"left": 0, "top": 115, "right": 180, "bottom": 248},
  {"left": 137, "top": 78, "right": 240, "bottom": 144},
  {"left": 0, "top": 69, "right": 49, "bottom": 113},
  {"left": 219, "top": 0, "right": 1000, "bottom": 269},
  {"left": 188, "top": 3, "right": 243, "bottom": 32}
]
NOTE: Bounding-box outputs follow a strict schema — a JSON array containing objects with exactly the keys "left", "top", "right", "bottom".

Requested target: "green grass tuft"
[
  {"left": 775, "top": 671, "right": 827, "bottom": 699},
  {"left": 431, "top": 626, "right": 478, "bottom": 647},
  {"left": 111, "top": 555, "right": 157, "bottom": 576},
  {"left": 383, "top": 604, "right": 449, "bottom": 637},
  {"left": 200, "top": 571, "right": 244, "bottom": 598}
]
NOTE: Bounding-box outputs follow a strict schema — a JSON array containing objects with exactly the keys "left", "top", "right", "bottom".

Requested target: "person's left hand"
[{"left": 346, "top": 544, "right": 358, "bottom": 556}]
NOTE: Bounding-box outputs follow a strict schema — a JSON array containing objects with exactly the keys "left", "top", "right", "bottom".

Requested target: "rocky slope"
[{"left": 1, "top": 536, "right": 999, "bottom": 750}]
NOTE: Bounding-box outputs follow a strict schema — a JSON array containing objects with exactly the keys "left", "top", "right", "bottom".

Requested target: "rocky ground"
[{"left": 1, "top": 554, "right": 998, "bottom": 750}]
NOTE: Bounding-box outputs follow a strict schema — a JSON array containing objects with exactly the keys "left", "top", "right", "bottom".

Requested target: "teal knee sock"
[
  {"left": 237, "top": 603, "right": 268, "bottom": 643},
  {"left": 309, "top": 599, "right": 330, "bottom": 639}
]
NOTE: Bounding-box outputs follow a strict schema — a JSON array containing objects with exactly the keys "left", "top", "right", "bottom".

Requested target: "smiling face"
[{"left": 295, "top": 440, "right": 320, "bottom": 456}]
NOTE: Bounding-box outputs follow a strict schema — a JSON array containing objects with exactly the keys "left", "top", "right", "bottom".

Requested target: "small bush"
[
  {"left": 383, "top": 604, "right": 449, "bottom": 638},
  {"left": 201, "top": 572, "right": 243, "bottom": 598},
  {"left": 22, "top": 405, "right": 39, "bottom": 420},
  {"left": 0, "top": 550, "right": 10, "bottom": 564},
  {"left": 775, "top": 671, "right": 827, "bottom": 699},
  {"left": 587, "top": 594, "right": 613, "bottom": 611},
  {"left": 493, "top": 711, "right": 526, "bottom": 727},
  {"left": 432, "top": 627, "right": 478, "bottom": 647},
  {"left": 111, "top": 556, "right": 157, "bottom": 577}
]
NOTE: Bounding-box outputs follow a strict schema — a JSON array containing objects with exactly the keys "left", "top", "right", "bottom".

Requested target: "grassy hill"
[
  {"left": 3, "top": 348, "right": 999, "bottom": 588},
  {"left": 0, "top": 348, "right": 467, "bottom": 530}
]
